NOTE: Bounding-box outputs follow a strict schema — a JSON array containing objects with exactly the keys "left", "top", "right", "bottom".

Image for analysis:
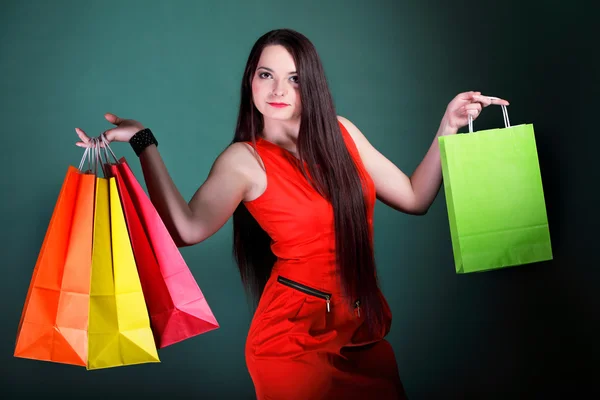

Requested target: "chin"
[{"left": 263, "top": 110, "right": 299, "bottom": 121}]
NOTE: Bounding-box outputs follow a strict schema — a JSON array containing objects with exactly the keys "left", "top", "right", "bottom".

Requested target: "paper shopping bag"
[
  {"left": 87, "top": 175, "right": 159, "bottom": 370},
  {"left": 106, "top": 164, "right": 175, "bottom": 347},
  {"left": 114, "top": 158, "right": 219, "bottom": 348},
  {"left": 14, "top": 163, "right": 95, "bottom": 366},
  {"left": 438, "top": 105, "right": 553, "bottom": 273}
]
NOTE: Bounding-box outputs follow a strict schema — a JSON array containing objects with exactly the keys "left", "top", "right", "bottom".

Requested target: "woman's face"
[{"left": 251, "top": 45, "right": 301, "bottom": 122}]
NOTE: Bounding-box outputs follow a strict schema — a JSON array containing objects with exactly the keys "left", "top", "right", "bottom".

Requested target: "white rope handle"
[
  {"left": 468, "top": 103, "right": 511, "bottom": 133},
  {"left": 95, "top": 136, "right": 111, "bottom": 177},
  {"left": 76, "top": 132, "right": 120, "bottom": 174},
  {"left": 90, "top": 138, "right": 96, "bottom": 176},
  {"left": 99, "top": 133, "right": 119, "bottom": 164},
  {"left": 78, "top": 146, "right": 90, "bottom": 171},
  {"left": 78, "top": 139, "right": 95, "bottom": 173},
  {"left": 92, "top": 137, "right": 103, "bottom": 177}
]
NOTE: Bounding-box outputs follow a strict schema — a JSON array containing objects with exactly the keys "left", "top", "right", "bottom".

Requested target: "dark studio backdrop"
[{"left": 1, "top": 0, "right": 596, "bottom": 398}]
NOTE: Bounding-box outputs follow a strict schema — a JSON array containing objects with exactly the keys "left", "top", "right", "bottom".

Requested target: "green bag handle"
[{"left": 468, "top": 102, "right": 510, "bottom": 133}]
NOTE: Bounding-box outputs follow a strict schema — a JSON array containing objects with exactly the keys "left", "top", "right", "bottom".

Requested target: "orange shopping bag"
[{"left": 14, "top": 149, "right": 95, "bottom": 366}]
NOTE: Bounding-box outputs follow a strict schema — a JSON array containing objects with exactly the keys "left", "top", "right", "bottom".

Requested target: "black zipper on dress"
[{"left": 277, "top": 276, "right": 332, "bottom": 312}]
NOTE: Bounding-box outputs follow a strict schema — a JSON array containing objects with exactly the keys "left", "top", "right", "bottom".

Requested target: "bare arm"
[
  {"left": 76, "top": 114, "right": 258, "bottom": 247},
  {"left": 337, "top": 92, "right": 509, "bottom": 215},
  {"left": 338, "top": 116, "right": 428, "bottom": 215},
  {"left": 139, "top": 142, "right": 258, "bottom": 247}
]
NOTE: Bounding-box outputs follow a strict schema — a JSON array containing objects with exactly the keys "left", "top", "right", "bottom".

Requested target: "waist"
[{"left": 271, "top": 256, "right": 346, "bottom": 297}]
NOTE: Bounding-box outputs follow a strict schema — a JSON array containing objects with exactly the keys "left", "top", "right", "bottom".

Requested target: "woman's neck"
[{"left": 261, "top": 117, "right": 301, "bottom": 152}]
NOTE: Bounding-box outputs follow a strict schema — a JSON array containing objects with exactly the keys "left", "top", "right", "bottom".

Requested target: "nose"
[{"left": 272, "top": 80, "right": 287, "bottom": 97}]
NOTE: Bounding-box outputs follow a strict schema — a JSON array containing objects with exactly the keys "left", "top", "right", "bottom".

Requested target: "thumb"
[{"left": 104, "top": 113, "right": 122, "bottom": 125}]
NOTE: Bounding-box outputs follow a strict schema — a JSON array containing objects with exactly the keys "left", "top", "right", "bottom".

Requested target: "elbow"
[
  {"left": 170, "top": 229, "right": 191, "bottom": 248},
  {"left": 174, "top": 220, "right": 208, "bottom": 248},
  {"left": 409, "top": 191, "right": 433, "bottom": 216},
  {"left": 175, "top": 229, "right": 203, "bottom": 248},
  {"left": 164, "top": 222, "right": 190, "bottom": 248},
  {"left": 408, "top": 197, "right": 430, "bottom": 216},
  {"left": 165, "top": 218, "right": 200, "bottom": 248},
  {"left": 409, "top": 206, "right": 429, "bottom": 216},
  {"left": 174, "top": 237, "right": 192, "bottom": 248},
  {"left": 391, "top": 203, "right": 428, "bottom": 216}
]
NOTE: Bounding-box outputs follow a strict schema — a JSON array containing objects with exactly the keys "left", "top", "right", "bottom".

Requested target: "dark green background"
[{"left": 1, "top": 0, "right": 596, "bottom": 398}]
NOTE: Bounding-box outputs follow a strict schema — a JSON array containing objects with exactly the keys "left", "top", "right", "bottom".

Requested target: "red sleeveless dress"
[{"left": 243, "top": 121, "right": 406, "bottom": 399}]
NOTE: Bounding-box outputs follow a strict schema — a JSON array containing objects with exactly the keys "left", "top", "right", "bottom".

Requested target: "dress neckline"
[{"left": 256, "top": 137, "right": 300, "bottom": 160}]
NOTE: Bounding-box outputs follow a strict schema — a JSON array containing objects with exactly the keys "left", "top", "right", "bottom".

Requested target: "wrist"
[
  {"left": 129, "top": 128, "right": 158, "bottom": 156},
  {"left": 437, "top": 119, "right": 457, "bottom": 137}
]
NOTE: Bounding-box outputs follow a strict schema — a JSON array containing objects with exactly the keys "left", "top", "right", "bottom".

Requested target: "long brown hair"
[{"left": 231, "top": 29, "right": 384, "bottom": 332}]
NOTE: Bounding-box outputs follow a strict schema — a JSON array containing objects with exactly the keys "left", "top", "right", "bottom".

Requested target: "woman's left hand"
[{"left": 439, "top": 91, "right": 510, "bottom": 135}]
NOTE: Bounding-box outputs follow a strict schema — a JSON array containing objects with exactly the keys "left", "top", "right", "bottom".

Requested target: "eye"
[
  {"left": 289, "top": 75, "right": 299, "bottom": 84},
  {"left": 258, "top": 72, "right": 272, "bottom": 79}
]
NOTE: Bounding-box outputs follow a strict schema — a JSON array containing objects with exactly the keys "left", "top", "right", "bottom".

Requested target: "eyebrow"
[{"left": 257, "top": 66, "right": 297, "bottom": 75}]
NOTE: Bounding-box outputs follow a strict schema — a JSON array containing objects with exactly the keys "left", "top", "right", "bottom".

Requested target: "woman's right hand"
[{"left": 75, "top": 113, "right": 145, "bottom": 147}]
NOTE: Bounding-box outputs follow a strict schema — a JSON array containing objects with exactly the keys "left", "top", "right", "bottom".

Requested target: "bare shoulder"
[
  {"left": 215, "top": 142, "right": 264, "bottom": 171},
  {"left": 214, "top": 141, "right": 266, "bottom": 201},
  {"left": 337, "top": 115, "right": 369, "bottom": 152}
]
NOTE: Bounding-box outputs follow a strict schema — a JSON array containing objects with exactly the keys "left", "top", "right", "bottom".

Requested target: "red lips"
[{"left": 268, "top": 102, "right": 289, "bottom": 108}]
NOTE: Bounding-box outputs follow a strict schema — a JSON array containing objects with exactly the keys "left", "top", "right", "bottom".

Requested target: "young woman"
[{"left": 76, "top": 29, "right": 508, "bottom": 399}]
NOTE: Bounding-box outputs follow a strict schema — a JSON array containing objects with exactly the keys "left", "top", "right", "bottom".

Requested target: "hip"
[{"left": 246, "top": 269, "right": 392, "bottom": 360}]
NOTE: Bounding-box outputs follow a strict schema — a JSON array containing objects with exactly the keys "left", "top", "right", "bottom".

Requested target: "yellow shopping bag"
[{"left": 87, "top": 172, "right": 159, "bottom": 370}]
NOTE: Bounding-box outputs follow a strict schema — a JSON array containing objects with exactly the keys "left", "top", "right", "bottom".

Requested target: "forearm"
[
  {"left": 409, "top": 123, "right": 456, "bottom": 213},
  {"left": 138, "top": 144, "right": 194, "bottom": 245}
]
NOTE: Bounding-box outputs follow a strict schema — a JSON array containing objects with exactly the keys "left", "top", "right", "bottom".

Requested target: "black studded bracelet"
[{"left": 129, "top": 128, "right": 158, "bottom": 157}]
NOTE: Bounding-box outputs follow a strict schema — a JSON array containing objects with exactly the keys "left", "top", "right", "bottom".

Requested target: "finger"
[
  {"left": 462, "top": 103, "right": 481, "bottom": 118},
  {"left": 74, "top": 141, "right": 102, "bottom": 148},
  {"left": 465, "top": 105, "right": 481, "bottom": 120},
  {"left": 473, "top": 94, "right": 510, "bottom": 107},
  {"left": 466, "top": 108, "right": 480, "bottom": 118},
  {"left": 488, "top": 96, "right": 510, "bottom": 106},
  {"left": 75, "top": 127, "right": 91, "bottom": 143},
  {"left": 471, "top": 94, "right": 493, "bottom": 107},
  {"left": 104, "top": 113, "right": 123, "bottom": 125},
  {"left": 459, "top": 91, "right": 480, "bottom": 100},
  {"left": 465, "top": 103, "right": 482, "bottom": 112},
  {"left": 102, "top": 129, "right": 116, "bottom": 142}
]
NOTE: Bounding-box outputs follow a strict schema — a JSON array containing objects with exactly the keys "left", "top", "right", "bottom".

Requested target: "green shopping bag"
[{"left": 438, "top": 105, "right": 553, "bottom": 273}]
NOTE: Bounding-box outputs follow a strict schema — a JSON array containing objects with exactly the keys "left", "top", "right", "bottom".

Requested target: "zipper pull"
[
  {"left": 355, "top": 300, "right": 361, "bottom": 318},
  {"left": 326, "top": 297, "right": 331, "bottom": 313}
]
